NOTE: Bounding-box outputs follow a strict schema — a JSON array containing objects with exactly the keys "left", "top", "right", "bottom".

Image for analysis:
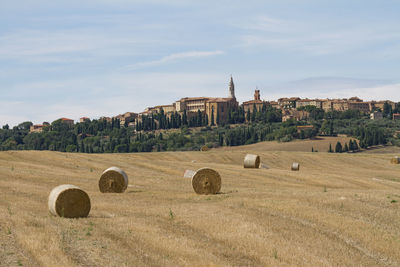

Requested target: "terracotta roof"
[
  {"left": 60, "top": 118, "right": 73, "bottom": 121},
  {"left": 207, "top": 97, "right": 234, "bottom": 103},
  {"left": 243, "top": 100, "right": 264, "bottom": 105},
  {"left": 179, "top": 97, "right": 210, "bottom": 101}
]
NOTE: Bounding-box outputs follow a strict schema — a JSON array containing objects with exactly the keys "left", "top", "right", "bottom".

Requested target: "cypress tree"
[
  {"left": 328, "top": 143, "right": 333, "bottom": 153},
  {"left": 211, "top": 108, "right": 215, "bottom": 126},
  {"left": 353, "top": 140, "right": 359, "bottom": 151},
  {"left": 349, "top": 139, "right": 354, "bottom": 151},
  {"left": 344, "top": 143, "right": 349, "bottom": 152},
  {"left": 335, "top": 141, "right": 342, "bottom": 153}
]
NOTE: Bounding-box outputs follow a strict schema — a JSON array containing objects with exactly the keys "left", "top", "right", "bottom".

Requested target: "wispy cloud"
[
  {"left": 0, "top": 29, "right": 157, "bottom": 64},
  {"left": 122, "top": 50, "right": 225, "bottom": 70},
  {"left": 238, "top": 15, "right": 400, "bottom": 56}
]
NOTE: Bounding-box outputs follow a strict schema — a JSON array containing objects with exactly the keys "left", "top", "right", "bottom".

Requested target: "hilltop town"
[{"left": 29, "top": 77, "right": 400, "bottom": 133}]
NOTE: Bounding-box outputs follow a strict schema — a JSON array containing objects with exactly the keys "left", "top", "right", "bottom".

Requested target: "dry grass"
[{"left": 1, "top": 139, "right": 400, "bottom": 266}]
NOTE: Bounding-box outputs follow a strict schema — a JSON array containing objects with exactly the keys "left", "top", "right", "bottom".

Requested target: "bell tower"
[{"left": 229, "top": 76, "right": 235, "bottom": 99}]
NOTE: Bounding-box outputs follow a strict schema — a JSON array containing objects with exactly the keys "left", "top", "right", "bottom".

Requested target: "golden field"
[{"left": 1, "top": 137, "right": 400, "bottom": 266}]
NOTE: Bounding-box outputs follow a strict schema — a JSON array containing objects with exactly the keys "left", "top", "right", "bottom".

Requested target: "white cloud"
[
  {"left": 122, "top": 50, "right": 225, "bottom": 70},
  {"left": 238, "top": 16, "right": 400, "bottom": 56},
  {"left": 0, "top": 29, "right": 156, "bottom": 63}
]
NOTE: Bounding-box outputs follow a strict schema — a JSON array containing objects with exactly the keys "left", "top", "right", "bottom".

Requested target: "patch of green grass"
[
  {"left": 7, "top": 227, "right": 11, "bottom": 235},
  {"left": 11, "top": 165, "right": 14, "bottom": 171},
  {"left": 7, "top": 206, "right": 13, "bottom": 216},
  {"left": 169, "top": 208, "right": 175, "bottom": 220},
  {"left": 390, "top": 200, "right": 398, "bottom": 203},
  {"left": 90, "top": 168, "right": 93, "bottom": 172},
  {"left": 17, "top": 260, "right": 22, "bottom": 266},
  {"left": 323, "top": 186, "right": 327, "bottom": 193},
  {"left": 86, "top": 222, "right": 94, "bottom": 236},
  {"left": 273, "top": 248, "right": 278, "bottom": 259}
]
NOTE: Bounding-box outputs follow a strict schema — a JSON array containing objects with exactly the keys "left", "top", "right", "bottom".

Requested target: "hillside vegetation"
[{"left": 1, "top": 140, "right": 400, "bottom": 266}]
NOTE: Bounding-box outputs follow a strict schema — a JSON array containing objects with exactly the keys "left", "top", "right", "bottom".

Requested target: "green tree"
[
  {"left": 344, "top": 143, "right": 349, "bottom": 152},
  {"left": 335, "top": 141, "right": 342, "bottom": 153},
  {"left": 328, "top": 143, "right": 333, "bottom": 153},
  {"left": 246, "top": 109, "right": 251, "bottom": 122},
  {"left": 210, "top": 107, "right": 215, "bottom": 126}
]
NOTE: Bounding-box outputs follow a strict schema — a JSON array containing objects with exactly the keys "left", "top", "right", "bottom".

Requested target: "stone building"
[
  {"left": 243, "top": 89, "right": 265, "bottom": 113},
  {"left": 321, "top": 99, "right": 334, "bottom": 111},
  {"left": 141, "top": 77, "right": 238, "bottom": 126},
  {"left": 30, "top": 124, "right": 44, "bottom": 133},
  {"left": 369, "top": 101, "right": 396, "bottom": 111},
  {"left": 282, "top": 109, "right": 309, "bottom": 122},
  {"left": 79, "top": 117, "right": 90, "bottom": 123},
  {"left": 59, "top": 118, "right": 74, "bottom": 127},
  {"left": 296, "top": 99, "right": 322, "bottom": 109},
  {"left": 278, "top": 97, "right": 300, "bottom": 109},
  {"left": 205, "top": 77, "right": 238, "bottom": 125},
  {"left": 370, "top": 111, "right": 383, "bottom": 120},
  {"left": 348, "top": 101, "right": 370, "bottom": 113},
  {"left": 175, "top": 97, "right": 209, "bottom": 113}
]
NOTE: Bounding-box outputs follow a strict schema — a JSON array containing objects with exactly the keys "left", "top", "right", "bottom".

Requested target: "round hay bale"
[
  {"left": 48, "top": 184, "right": 91, "bottom": 218},
  {"left": 99, "top": 167, "right": 128, "bottom": 193},
  {"left": 391, "top": 156, "right": 400, "bottom": 164},
  {"left": 200, "top": 145, "right": 209, "bottom": 152},
  {"left": 243, "top": 154, "right": 260, "bottom": 168},
  {"left": 291, "top": 162, "right": 300, "bottom": 171},
  {"left": 191, "top": 168, "right": 221, "bottom": 195}
]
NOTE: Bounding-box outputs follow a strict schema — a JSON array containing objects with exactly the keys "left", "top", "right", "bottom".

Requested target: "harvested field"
[{"left": 1, "top": 142, "right": 400, "bottom": 266}]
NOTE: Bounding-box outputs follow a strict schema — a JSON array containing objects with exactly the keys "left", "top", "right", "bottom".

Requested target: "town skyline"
[
  {"left": 26, "top": 76, "right": 400, "bottom": 131},
  {"left": 1, "top": 1, "right": 400, "bottom": 126}
]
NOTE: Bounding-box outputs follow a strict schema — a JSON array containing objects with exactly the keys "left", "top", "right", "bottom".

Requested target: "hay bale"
[
  {"left": 391, "top": 156, "right": 400, "bottom": 164},
  {"left": 191, "top": 168, "right": 221, "bottom": 195},
  {"left": 291, "top": 162, "right": 300, "bottom": 171},
  {"left": 183, "top": 169, "right": 196, "bottom": 178},
  {"left": 48, "top": 184, "right": 91, "bottom": 218},
  {"left": 243, "top": 154, "right": 260, "bottom": 168},
  {"left": 99, "top": 167, "right": 128, "bottom": 193},
  {"left": 200, "top": 145, "right": 209, "bottom": 151}
]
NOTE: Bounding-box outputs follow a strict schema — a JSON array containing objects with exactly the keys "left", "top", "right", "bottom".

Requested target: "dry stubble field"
[{"left": 1, "top": 137, "right": 400, "bottom": 266}]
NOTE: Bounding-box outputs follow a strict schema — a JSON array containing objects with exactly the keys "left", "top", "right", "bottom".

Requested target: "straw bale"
[
  {"left": 291, "top": 162, "right": 300, "bottom": 171},
  {"left": 391, "top": 156, "right": 400, "bottom": 164},
  {"left": 48, "top": 184, "right": 91, "bottom": 218},
  {"left": 243, "top": 154, "right": 260, "bottom": 168},
  {"left": 184, "top": 169, "right": 196, "bottom": 178},
  {"left": 191, "top": 167, "right": 221, "bottom": 195},
  {"left": 200, "top": 145, "right": 209, "bottom": 151},
  {"left": 99, "top": 167, "right": 128, "bottom": 193}
]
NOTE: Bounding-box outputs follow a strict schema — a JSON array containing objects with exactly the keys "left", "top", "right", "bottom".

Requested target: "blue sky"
[{"left": 1, "top": 0, "right": 400, "bottom": 126}]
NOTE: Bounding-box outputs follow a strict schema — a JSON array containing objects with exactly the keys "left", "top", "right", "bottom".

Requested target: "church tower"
[{"left": 229, "top": 76, "right": 235, "bottom": 99}]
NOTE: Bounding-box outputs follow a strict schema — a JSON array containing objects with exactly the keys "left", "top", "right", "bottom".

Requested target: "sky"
[{"left": 1, "top": 0, "right": 400, "bottom": 126}]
